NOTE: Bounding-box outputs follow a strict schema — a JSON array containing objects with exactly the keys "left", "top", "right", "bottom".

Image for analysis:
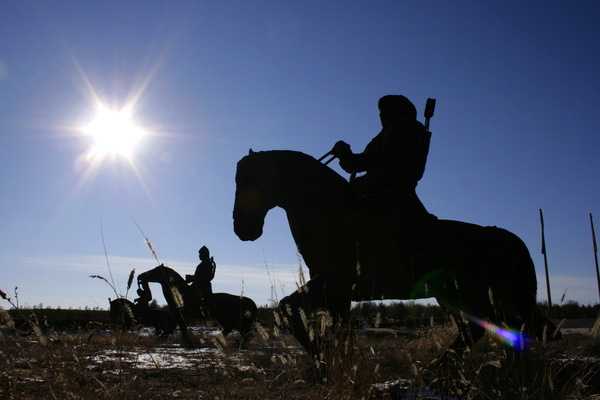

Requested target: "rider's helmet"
[
  {"left": 378, "top": 95, "right": 417, "bottom": 125},
  {"left": 198, "top": 246, "right": 210, "bottom": 260}
]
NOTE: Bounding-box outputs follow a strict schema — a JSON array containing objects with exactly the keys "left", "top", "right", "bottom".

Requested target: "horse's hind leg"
[
  {"left": 239, "top": 326, "right": 254, "bottom": 349},
  {"left": 531, "top": 307, "right": 562, "bottom": 342},
  {"left": 448, "top": 313, "right": 485, "bottom": 355},
  {"left": 428, "top": 315, "right": 485, "bottom": 374},
  {"left": 239, "top": 315, "right": 256, "bottom": 347}
]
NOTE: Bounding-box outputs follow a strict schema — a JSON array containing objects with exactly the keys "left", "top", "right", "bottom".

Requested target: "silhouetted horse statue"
[
  {"left": 136, "top": 265, "right": 257, "bottom": 341},
  {"left": 233, "top": 150, "right": 556, "bottom": 356},
  {"left": 109, "top": 297, "right": 177, "bottom": 336}
]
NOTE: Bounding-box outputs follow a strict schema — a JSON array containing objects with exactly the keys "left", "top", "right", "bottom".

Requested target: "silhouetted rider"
[
  {"left": 331, "top": 95, "right": 432, "bottom": 223},
  {"left": 186, "top": 246, "right": 216, "bottom": 301}
]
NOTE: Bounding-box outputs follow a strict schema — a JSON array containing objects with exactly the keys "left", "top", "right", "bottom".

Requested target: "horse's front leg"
[{"left": 278, "top": 276, "right": 351, "bottom": 361}]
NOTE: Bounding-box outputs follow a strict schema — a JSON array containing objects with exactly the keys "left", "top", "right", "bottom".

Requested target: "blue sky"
[{"left": 1, "top": 1, "right": 599, "bottom": 308}]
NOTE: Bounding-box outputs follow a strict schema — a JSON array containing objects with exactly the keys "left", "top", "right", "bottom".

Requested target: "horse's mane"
[
  {"left": 161, "top": 265, "right": 187, "bottom": 285},
  {"left": 141, "top": 265, "right": 187, "bottom": 288},
  {"left": 238, "top": 150, "right": 351, "bottom": 201}
]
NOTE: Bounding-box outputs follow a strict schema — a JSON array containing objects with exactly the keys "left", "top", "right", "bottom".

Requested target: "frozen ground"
[{"left": 1, "top": 323, "right": 599, "bottom": 399}]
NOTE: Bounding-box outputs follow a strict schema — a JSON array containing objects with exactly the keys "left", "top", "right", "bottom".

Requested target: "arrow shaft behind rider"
[
  {"left": 539, "top": 208, "right": 552, "bottom": 314},
  {"left": 590, "top": 213, "right": 600, "bottom": 303}
]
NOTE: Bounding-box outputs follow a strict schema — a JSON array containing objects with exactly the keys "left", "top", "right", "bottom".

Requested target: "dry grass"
[
  {"left": 1, "top": 299, "right": 600, "bottom": 399},
  {"left": 1, "top": 322, "right": 599, "bottom": 399}
]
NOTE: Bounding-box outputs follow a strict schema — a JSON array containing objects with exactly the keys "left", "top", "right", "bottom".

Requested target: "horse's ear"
[{"left": 248, "top": 148, "right": 255, "bottom": 156}]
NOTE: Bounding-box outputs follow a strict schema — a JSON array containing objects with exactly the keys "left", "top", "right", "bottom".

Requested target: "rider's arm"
[
  {"left": 339, "top": 152, "right": 368, "bottom": 174},
  {"left": 337, "top": 134, "right": 381, "bottom": 174}
]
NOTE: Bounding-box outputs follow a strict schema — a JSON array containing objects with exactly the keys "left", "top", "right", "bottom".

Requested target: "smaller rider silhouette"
[
  {"left": 186, "top": 246, "right": 216, "bottom": 303},
  {"left": 330, "top": 95, "right": 433, "bottom": 233}
]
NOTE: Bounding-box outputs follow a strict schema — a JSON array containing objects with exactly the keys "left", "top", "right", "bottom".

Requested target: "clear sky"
[{"left": 1, "top": 1, "right": 599, "bottom": 308}]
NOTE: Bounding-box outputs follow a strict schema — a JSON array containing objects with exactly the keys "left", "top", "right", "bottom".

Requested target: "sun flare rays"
[
  {"left": 69, "top": 84, "right": 154, "bottom": 205},
  {"left": 82, "top": 102, "right": 147, "bottom": 163}
]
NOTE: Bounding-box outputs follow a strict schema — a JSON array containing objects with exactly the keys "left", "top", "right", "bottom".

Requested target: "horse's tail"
[
  {"left": 488, "top": 227, "right": 560, "bottom": 341},
  {"left": 504, "top": 228, "right": 537, "bottom": 316},
  {"left": 510, "top": 230, "right": 562, "bottom": 341},
  {"left": 241, "top": 296, "right": 258, "bottom": 335}
]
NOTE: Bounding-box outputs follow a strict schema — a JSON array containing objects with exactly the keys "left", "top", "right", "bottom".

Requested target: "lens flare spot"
[{"left": 466, "top": 314, "right": 528, "bottom": 351}]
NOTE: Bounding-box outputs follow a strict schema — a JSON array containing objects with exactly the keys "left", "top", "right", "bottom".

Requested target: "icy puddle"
[
  {"left": 88, "top": 324, "right": 299, "bottom": 372},
  {"left": 89, "top": 345, "right": 269, "bottom": 374},
  {"left": 126, "top": 325, "right": 223, "bottom": 337},
  {"left": 90, "top": 346, "right": 223, "bottom": 370}
]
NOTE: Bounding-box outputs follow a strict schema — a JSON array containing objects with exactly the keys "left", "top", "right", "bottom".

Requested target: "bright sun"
[{"left": 82, "top": 103, "right": 147, "bottom": 162}]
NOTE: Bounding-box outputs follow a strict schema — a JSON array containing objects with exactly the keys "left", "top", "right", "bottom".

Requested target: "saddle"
[{"left": 348, "top": 176, "right": 437, "bottom": 254}]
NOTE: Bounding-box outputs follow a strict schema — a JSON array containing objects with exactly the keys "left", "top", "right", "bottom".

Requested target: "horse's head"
[
  {"left": 138, "top": 265, "right": 185, "bottom": 287},
  {"left": 233, "top": 149, "right": 279, "bottom": 241},
  {"left": 233, "top": 149, "right": 351, "bottom": 241}
]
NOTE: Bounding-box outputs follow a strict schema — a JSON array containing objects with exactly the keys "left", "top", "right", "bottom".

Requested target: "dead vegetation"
[{"left": 1, "top": 303, "right": 600, "bottom": 400}]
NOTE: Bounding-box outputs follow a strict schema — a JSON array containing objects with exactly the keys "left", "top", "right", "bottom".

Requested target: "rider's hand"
[{"left": 331, "top": 140, "right": 351, "bottom": 158}]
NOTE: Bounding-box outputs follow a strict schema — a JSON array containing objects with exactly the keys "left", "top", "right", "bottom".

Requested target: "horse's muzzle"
[{"left": 233, "top": 219, "right": 263, "bottom": 241}]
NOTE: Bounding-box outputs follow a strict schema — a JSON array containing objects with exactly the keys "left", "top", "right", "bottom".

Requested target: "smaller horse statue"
[
  {"left": 109, "top": 297, "right": 177, "bottom": 336},
  {"left": 136, "top": 264, "right": 258, "bottom": 343}
]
